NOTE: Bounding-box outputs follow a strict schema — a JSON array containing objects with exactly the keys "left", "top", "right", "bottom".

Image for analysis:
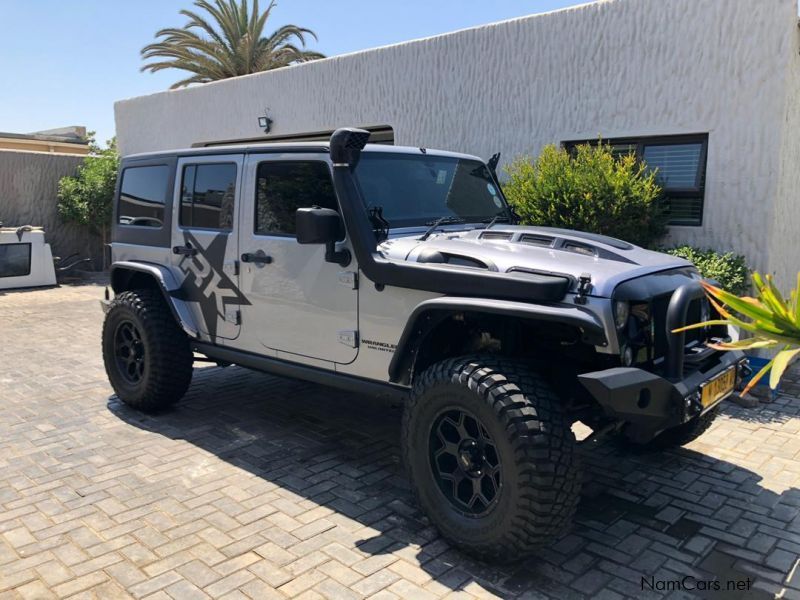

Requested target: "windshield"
[{"left": 354, "top": 153, "right": 511, "bottom": 228}]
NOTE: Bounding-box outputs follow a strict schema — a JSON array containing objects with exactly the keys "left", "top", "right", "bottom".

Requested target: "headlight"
[{"left": 614, "top": 300, "right": 630, "bottom": 330}]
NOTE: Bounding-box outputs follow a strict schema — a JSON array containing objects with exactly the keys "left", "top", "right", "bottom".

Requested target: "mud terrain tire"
[
  {"left": 102, "top": 289, "right": 193, "bottom": 412},
  {"left": 402, "top": 355, "right": 580, "bottom": 562}
]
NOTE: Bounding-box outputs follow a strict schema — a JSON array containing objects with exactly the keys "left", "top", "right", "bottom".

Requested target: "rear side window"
[
  {"left": 118, "top": 165, "right": 170, "bottom": 228},
  {"left": 255, "top": 161, "right": 338, "bottom": 236},
  {"left": 0, "top": 243, "right": 31, "bottom": 278},
  {"left": 180, "top": 163, "right": 237, "bottom": 230}
]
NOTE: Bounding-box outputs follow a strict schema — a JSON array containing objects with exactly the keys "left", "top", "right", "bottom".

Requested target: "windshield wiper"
[
  {"left": 368, "top": 206, "right": 390, "bottom": 242},
  {"left": 482, "top": 214, "right": 513, "bottom": 230},
  {"left": 420, "top": 216, "right": 466, "bottom": 240}
]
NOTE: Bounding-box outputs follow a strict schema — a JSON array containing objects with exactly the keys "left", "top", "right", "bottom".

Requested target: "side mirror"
[
  {"left": 296, "top": 207, "right": 340, "bottom": 244},
  {"left": 295, "top": 207, "right": 351, "bottom": 267}
]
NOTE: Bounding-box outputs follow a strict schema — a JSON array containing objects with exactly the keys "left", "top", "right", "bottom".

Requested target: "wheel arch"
[
  {"left": 388, "top": 297, "right": 608, "bottom": 386},
  {"left": 110, "top": 261, "right": 199, "bottom": 338}
]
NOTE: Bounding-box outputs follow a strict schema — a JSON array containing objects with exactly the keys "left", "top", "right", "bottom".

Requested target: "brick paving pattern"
[{"left": 1, "top": 282, "right": 799, "bottom": 599}]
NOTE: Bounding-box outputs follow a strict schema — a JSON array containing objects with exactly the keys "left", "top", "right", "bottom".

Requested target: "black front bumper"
[
  {"left": 579, "top": 280, "right": 747, "bottom": 443},
  {"left": 578, "top": 350, "right": 747, "bottom": 442}
]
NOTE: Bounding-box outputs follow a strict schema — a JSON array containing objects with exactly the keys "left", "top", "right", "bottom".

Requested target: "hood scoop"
[
  {"left": 518, "top": 233, "right": 555, "bottom": 247},
  {"left": 479, "top": 230, "right": 513, "bottom": 241}
]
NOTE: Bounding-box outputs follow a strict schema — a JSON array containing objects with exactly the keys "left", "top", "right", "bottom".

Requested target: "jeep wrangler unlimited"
[{"left": 102, "top": 128, "right": 746, "bottom": 562}]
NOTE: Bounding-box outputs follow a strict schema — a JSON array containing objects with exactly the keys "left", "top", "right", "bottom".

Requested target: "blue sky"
[{"left": 0, "top": 0, "right": 583, "bottom": 144}]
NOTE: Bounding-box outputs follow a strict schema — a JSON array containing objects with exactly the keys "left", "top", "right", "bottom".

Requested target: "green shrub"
[
  {"left": 663, "top": 245, "right": 749, "bottom": 295},
  {"left": 502, "top": 143, "right": 667, "bottom": 248},
  {"left": 58, "top": 136, "right": 119, "bottom": 267}
]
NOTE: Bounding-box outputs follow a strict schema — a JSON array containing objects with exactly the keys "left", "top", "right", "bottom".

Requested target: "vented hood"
[{"left": 378, "top": 225, "right": 694, "bottom": 298}]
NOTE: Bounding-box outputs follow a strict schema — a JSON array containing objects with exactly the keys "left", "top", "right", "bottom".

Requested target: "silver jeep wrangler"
[{"left": 102, "top": 128, "right": 746, "bottom": 561}]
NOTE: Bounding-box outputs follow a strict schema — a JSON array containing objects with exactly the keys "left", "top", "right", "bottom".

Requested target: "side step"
[{"left": 193, "top": 342, "right": 409, "bottom": 402}]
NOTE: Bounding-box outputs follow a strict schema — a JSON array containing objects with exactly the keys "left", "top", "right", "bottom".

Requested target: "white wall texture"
[
  {"left": 0, "top": 150, "right": 104, "bottom": 268},
  {"left": 768, "top": 8, "right": 800, "bottom": 290},
  {"left": 115, "top": 0, "right": 800, "bottom": 287}
]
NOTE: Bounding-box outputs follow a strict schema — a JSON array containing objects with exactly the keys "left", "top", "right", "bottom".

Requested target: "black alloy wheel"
[
  {"left": 114, "top": 320, "right": 146, "bottom": 384},
  {"left": 429, "top": 408, "right": 502, "bottom": 517},
  {"left": 102, "top": 289, "right": 193, "bottom": 412}
]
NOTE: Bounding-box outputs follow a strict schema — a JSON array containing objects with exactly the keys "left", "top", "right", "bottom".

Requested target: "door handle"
[
  {"left": 172, "top": 243, "right": 198, "bottom": 257},
  {"left": 241, "top": 252, "right": 273, "bottom": 264}
]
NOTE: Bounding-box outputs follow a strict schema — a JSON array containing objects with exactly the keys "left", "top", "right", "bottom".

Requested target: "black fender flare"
[
  {"left": 388, "top": 297, "right": 608, "bottom": 384},
  {"left": 109, "top": 261, "right": 199, "bottom": 338}
]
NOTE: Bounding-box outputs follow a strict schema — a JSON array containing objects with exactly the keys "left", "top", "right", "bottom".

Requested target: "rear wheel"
[
  {"left": 102, "top": 289, "right": 193, "bottom": 412},
  {"left": 402, "top": 356, "right": 580, "bottom": 562}
]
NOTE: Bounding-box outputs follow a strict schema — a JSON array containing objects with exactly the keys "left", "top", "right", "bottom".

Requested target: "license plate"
[{"left": 700, "top": 367, "right": 736, "bottom": 408}]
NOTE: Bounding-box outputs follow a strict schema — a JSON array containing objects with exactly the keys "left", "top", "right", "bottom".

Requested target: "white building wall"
[
  {"left": 115, "top": 0, "right": 798, "bottom": 279},
  {"left": 768, "top": 13, "right": 800, "bottom": 292}
]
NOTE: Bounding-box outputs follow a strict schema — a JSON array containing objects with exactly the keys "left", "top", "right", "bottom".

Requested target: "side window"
[
  {"left": 255, "top": 161, "right": 338, "bottom": 236},
  {"left": 118, "top": 165, "right": 170, "bottom": 228},
  {"left": 180, "top": 163, "right": 237, "bottom": 230},
  {"left": 0, "top": 243, "right": 31, "bottom": 278}
]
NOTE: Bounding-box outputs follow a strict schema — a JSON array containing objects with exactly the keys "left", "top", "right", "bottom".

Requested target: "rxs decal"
[
  {"left": 176, "top": 231, "right": 249, "bottom": 338},
  {"left": 179, "top": 251, "right": 240, "bottom": 320}
]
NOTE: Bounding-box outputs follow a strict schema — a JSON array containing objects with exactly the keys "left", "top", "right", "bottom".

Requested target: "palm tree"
[{"left": 141, "top": 0, "right": 325, "bottom": 89}]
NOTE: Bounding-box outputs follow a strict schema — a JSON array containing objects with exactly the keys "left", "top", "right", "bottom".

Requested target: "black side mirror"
[
  {"left": 295, "top": 207, "right": 351, "bottom": 267},
  {"left": 296, "top": 207, "right": 339, "bottom": 244}
]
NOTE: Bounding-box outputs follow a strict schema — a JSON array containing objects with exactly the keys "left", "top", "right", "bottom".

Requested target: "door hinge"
[
  {"left": 338, "top": 330, "right": 359, "bottom": 348},
  {"left": 338, "top": 271, "right": 358, "bottom": 290},
  {"left": 224, "top": 307, "right": 241, "bottom": 325}
]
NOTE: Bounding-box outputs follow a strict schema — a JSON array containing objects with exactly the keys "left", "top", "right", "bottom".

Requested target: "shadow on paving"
[
  {"left": 722, "top": 395, "right": 800, "bottom": 426},
  {"left": 111, "top": 365, "right": 800, "bottom": 599}
]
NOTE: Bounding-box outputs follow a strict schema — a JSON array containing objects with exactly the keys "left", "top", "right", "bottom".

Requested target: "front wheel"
[
  {"left": 402, "top": 356, "right": 581, "bottom": 563},
  {"left": 102, "top": 289, "right": 193, "bottom": 412}
]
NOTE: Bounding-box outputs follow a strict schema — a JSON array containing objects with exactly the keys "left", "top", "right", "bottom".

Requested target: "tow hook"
[{"left": 574, "top": 273, "right": 592, "bottom": 305}]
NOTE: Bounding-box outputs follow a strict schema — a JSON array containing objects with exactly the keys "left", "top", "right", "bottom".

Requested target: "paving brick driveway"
[{"left": 1, "top": 282, "right": 800, "bottom": 599}]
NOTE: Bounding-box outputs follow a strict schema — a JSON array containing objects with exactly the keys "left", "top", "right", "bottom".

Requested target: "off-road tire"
[
  {"left": 644, "top": 406, "right": 721, "bottom": 450},
  {"left": 102, "top": 289, "right": 193, "bottom": 412},
  {"left": 402, "top": 355, "right": 580, "bottom": 562}
]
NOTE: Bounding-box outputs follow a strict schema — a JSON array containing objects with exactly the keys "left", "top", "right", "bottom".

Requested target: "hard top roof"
[{"left": 123, "top": 142, "right": 483, "bottom": 163}]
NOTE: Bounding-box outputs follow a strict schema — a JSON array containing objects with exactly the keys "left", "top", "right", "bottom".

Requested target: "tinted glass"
[
  {"left": 118, "top": 165, "right": 170, "bottom": 228},
  {"left": 354, "top": 154, "right": 510, "bottom": 228},
  {"left": 255, "top": 161, "right": 338, "bottom": 235},
  {"left": 0, "top": 243, "right": 31, "bottom": 278},
  {"left": 180, "top": 163, "right": 237, "bottom": 230},
  {"left": 642, "top": 143, "right": 703, "bottom": 190}
]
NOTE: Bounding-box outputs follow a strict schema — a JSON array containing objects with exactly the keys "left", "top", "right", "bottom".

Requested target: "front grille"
[{"left": 652, "top": 292, "right": 705, "bottom": 360}]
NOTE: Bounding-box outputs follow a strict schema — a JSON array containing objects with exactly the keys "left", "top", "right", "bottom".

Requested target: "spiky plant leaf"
[
  {"left": 673, "top": 271, "right": 800, "bottom": 394},
  {"left": 770, "top": 347, "right": 800, "bottom": 389}
]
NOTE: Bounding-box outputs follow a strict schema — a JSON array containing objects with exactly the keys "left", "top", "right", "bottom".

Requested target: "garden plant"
[
  {"left": 502, "top": 142, "right": 666, "bottom": 248},
  {"left": 675, "top": 272, "right": 800, "bottom": 395}
]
